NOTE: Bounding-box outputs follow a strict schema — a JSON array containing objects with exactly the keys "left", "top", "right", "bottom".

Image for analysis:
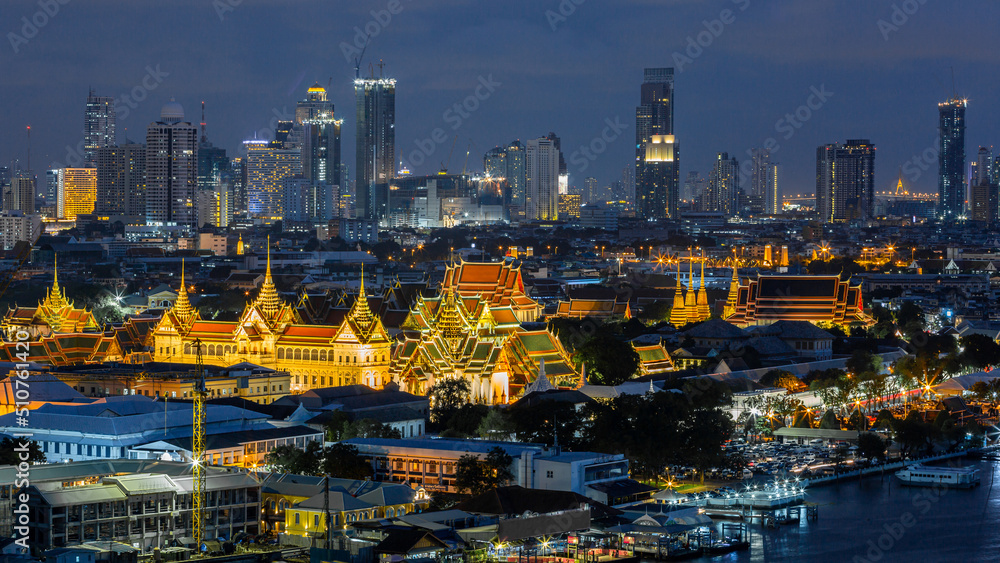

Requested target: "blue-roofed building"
[{"left": 344, "top": 437, "right": 647, "bottom": 503}]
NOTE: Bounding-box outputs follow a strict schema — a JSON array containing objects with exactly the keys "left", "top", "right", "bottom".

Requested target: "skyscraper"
[
  {"left": 816, "top": 139, "right": 876, "bottom": 223},
  {"left": 355, "top": 70, "right": 395, "bottom": 222},
  {"left": 96, "top": 143, "right": 145, "bottom": 216},
  {"left": 970, "top": 146, "right": 992, "bottom": 187},
  {"left": 584, "top": 177, "right": 598, "bottom": 204},
  {"left": 750, "top": 148, "right": 780, "bottom": 215},
  {"left": 84, "top": 89, "right": 116, "bottom": 166},
  {"left": 298, "top": 84, "right": 343, "bottom": 189},
  {"left": 526, "top": 137, "right": 560, "bottom": 221},
  {"left": 706, "top": 153, "right": 740, "bottom": 216},
  {"left": 56, "top": 168, "right": 97, "bottom": 220},
  {"left": 484, "top": 146, "right": 506, "bottom": 178},
  {"left": 145, "top": 100, "right": 198, "bottom": 227},
  {"left": 938, "top": 97, "right": 967, "bottom": 220},
  {"left": 3, "top": 173, "right": 36, "bottom": 214},
  {"left": 244, "top": 140, "right": 302, "bottom": 219},
  {"left": 545, "top": 132, "right": 569, "bottom": 195},
  {"left": 635, "top": 68, "right": 679, "bottom": 219},
  {"left": 505, "top": 141, "right": 526, "bottom": 220},
  {"left": 682, "top": 171, "right": 706, "bottom": 203}
]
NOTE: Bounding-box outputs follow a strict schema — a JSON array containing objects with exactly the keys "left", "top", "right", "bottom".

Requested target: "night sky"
[{"left": 3, "top": 0, "right": 999, "bottom": 197}]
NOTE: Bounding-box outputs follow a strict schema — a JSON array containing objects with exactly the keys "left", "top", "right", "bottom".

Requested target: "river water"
[{"left": 687, "top": 459, "right": 1000, "bottom": 562}]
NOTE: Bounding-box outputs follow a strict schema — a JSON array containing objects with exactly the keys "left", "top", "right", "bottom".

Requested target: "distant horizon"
[{"left": 3, "top": 0, "right": 999, "bottom": 198}]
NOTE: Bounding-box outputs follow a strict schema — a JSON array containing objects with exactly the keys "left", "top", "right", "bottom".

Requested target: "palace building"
[
  {"left": 0, "top": 259, "right": 155, "bottom": 366},
  {"left": 151, "top": 249, "right": 393, "bottom": 393},
  {"left": 724, "top": 274, "right": 871, "bottom": 327},
  {"left": 390, "top": 287, "right": 578, "bottom": 404},
  {"left": 441, "top": 260, "right": 542, "bottom": 323}
]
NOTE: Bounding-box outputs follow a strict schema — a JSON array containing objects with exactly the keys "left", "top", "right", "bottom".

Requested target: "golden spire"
[
  {"left": 348, "top": 264, "right": 375, "bottom": 329},
  {"left": 669, "top": 257, "right": 688, "bottom": 328},
  {"left": 173, "top": 258, "right": 194, "bottom": 321},
  {"left": 255, "top": 235, "right": 283, "bottom": 317},
  {"left": 724, "top": 251, "right": 741, "bottom": 319},
  {"left": 437, "top": 288, "right": 465, "bottom": 346},
  {"left": 684, "top": 249, "right": 697, "bottom": 322},
  {"left": 697, "top": 248, "right": 710, "bottom": 320},
  {"left": 44, "top": 253, "right": 69, "bottom": 310},
  {"left": 236, "top": 234, "right": 245, "bottom": 256}
]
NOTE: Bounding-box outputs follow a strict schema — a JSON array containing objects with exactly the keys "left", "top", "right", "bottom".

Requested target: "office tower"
[
  {"left": 244, "top": 140, "right": 302, "bottom": 219},
  {"left": 297, "top": 84, "right": 342, "bottom": 223},
  {"left": 584, "top": 177, "right": 598, "bottom": 204},
  {"left": 621, "top": 164, "right": 635, "bottom": 206},
  {"left": 84, "top": 89, "right": 116, "bottom": 166},
  {"left": 683, "top": 171, "right": 706, "bottom": 202},
  {"left": 938, "top": 97, "right": 967, "bottom": 219},
  {"left": 197, "top": 102, "right": 230, "bottom": 229},
  {"left": 971, "top": 146, "right": 993, "bottom": 187},
  {"left": 355, "top": 69, "right": 396, "bottom": 221},
  {"left": 558, "top": 194, "right": 581, "bottom": 219},
  {"left": 3, "top": 172, "right": 36, "bottom": 214},
  {"left": 816, "top": 139, "right": 875, "bottom": 223},
  {"left": 484, "top": 147, "right": 506, "bottom": 178},
  {"left": 969, "top": 180, "right": 998, "bottom": 224},
  {"left": 145, "top": 100, "right": 198, "bottom": 226},
  {"left": 750, "top": 148, "right": 780, "bottom": 215},
  {"left": 45, "top": 169, "right": 59, "bottom": 204},
  {"left": 0, "top": 210, "right": 42, "bottom": 250},
  {"left": 545, "top": 132, "right": 569, "bottom": 195},
  {"left": 56, "top": 168, "right": 97, "bottom": 220},
  {"left": 96, "top": 143, "right": 145, "bottom": 216},
  {"left": 635, "top": 67, "right": 679, "bottom": 219},
  {"left": 707, "top": 153, "right": 741, "bottom": 216},
  {"left": 230, "top": 157, "right": 247, "bottom": 217},
  {"left": 526, "top": 137, "right": 560, "bottom": 220},
  {"left": 505, "top": 141, "right": 526, "bottom": 220}
]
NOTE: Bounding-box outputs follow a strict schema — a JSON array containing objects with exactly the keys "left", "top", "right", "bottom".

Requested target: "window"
[
  {"left": 547, "top": 470, "right": 554, "bottom": 479},
  {"left": 314, "top": 515, "right": 319, "bottom": 527},
  {"left": 295, "top": 513, "right": 300, "bottom": 525}
]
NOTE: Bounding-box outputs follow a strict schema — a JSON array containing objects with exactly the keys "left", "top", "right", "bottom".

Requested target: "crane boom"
[{"left": 193, "top": 339, "right": 207, "bottom": 553}]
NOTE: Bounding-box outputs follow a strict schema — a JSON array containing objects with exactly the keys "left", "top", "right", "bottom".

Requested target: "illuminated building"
[
  {"left": 750, "top": 148, "right": 780, "bottom": 215},
  {"left": 146, "top": 100, "right": 198, "bottom": 227},
  {"left": 506, "top": 140, "right": 526, "bottom": 220},
  {"left": 441, "top": 261, "right": 541, "bottom": 323},
  {"left": 151, "top": 248, "right": 392, "bottom": 393},
  {"left": 558, "top": 193, "right": 581, "bottom": 219},
  {"left": 84, "top": 89, "right": 116, "bottom": 166},
  {"left": 725, "top": 275, "right": 871, "bottom": 327},
  {"left": 526, "top": 137, "right": 560, "bottom": 220},
  {"left": 5, "top": 174, "right": 35, "bottom": 214},
  {"left": 244, "top": 140, "right": 301, "bottom": 220},
  {"left": 939, "top": 97, "right": 967, "bottom": 220},
  {"left": 299, "top": 83, "right": 343, "bottom": 190},
  {"left": 56, "top": 168, "right": 97, "bottom": 220},
  {"left": 969, "top": 179, "right": 999, "bottom": 224},
  {"left": 96, "top": 143, "right": 145, "bottom": 216},
  {"left": 390, "top": 288, "right": 578, "bottom": 404},
  {"left": 0, "top": 210, "right": 41, "bottom": 250},
  {"left": 355, "top": 71, "right": 396, "bottom": 221},
  {"left": 816, "top": 139, "right": 875, "bottom": 222},
  {"left": 707, "top": 152, "right": 740, "bottom": 216},
  {"left": 636, "top": 67, "right": 678, "bottom": 219}
]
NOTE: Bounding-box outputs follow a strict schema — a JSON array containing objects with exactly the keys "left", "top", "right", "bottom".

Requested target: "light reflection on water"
[{"left": 643, "top": 460, "right": 999, "bottom": 563}]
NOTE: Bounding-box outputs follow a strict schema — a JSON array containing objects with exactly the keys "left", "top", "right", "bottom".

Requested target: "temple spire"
[
  {"left": 724, "top": 251, "right": 741, "bottom": 319},
  {"left": 696, "top": 248, "right": 710, "bottom": 320},
  {"left": 44, "top": 253, "right": 69, "bottom": 310},
  {"left": 255, "top": 235, "right": 283, "bottom": 318},
  {"left": 669, "top": 257, "right": 688, "bottom": 328},
  {"left": 173, "top": 258, "right": 194, "bottom": 321},
  {"left": 684, "top": 248, "right": 697, "bottom": 322},
  {"left": 348, "top": 264, "right": 375, "bottom": 329}
]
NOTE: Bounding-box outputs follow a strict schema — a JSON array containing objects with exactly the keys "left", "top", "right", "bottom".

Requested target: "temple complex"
[{"left": 724, "top": 274, "right": 871, "bottom": 327}]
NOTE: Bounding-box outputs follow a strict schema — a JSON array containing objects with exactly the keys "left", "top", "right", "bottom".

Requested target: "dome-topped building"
[{"left": 160, "top": 98, "right": 185, "bottom": 123}]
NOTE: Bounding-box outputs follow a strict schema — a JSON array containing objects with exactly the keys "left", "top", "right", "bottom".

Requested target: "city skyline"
[{"left": 2, "top": 1, "right": 999, "bottom": 197}]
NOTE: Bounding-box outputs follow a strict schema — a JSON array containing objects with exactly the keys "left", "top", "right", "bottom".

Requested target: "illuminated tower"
[
  {"left": 697, "top": 249, "right": 710, "bottom": 320},
  {"left": 684, "top": 250, "right": 698, "bottom": 323},
  {"left": 84, "top": 89, "right": 116, "bottom": 166},
  {"left": 724, "top": 254, "right": 740, "bottom": 319},
  {"left": 669, "top": 258, "right": 688, "bottom": 328},
  {"left": 938, "top": 97, "right": 966, "bottom": 220},
  {"left": 146, "top": 100, "right": 198, "bottom": 226},
  {"left": 355, "top": 67, "right": 396, "bottom": 221},
  {"left": 636, "top": 68, "right": 679, "bottom": 219}
]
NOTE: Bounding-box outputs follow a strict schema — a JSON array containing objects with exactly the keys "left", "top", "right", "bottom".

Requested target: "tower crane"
[{"left": 193, "top": 339, "right": 207, "bottom": 553}]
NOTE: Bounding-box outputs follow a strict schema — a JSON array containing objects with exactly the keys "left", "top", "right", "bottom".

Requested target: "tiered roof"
[
  {"left": 632, "top": 342, "right": 675, "bottom": 376},
  {"left": 553, "top": 298, "right": 631, "bottom": 320},
  {"left": 3, "top": 257, "right": 101, "bottom": 334},
  {"left": 441, "top": 260, "right": 540, "bottom": 320},
  {"left": 725, "top": 275, "right": 871, "bottom": 327}
]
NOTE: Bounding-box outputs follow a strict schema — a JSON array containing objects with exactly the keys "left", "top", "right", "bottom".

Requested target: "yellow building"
[
  {"left": 151, "top": 249, "right": 392, "bottom": 393},
  {"left": 57, "top": 168, "right": 97, "bottom": 220}
]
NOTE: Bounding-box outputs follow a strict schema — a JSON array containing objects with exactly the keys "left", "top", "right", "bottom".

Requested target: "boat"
[{"left": 895, "top": 464, "right": 980, "bottom": 488}]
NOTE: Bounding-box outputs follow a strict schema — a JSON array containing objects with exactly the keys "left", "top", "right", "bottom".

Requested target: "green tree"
[
  {"left": 442, "top": 404, "right": 490, "bottom": 437},
  {"left": 959, "top": 334, "right": 1000, "bottom": 371},
  {"left": 857, "top": 432, "right": 887, "bottom": 464},
  {"left": 760, "top": 370, "right": 803, "bottom": 392},
  {"left": 264, "top": 441, "right": 322, "bottom": 474},
  {"left": 322, "top": 443, "right": 373, "bottom": 480},
  {"left": 0, "top": 438, "right": 46, "bottom": 465},
  {"left": 573, "top": 331, "right": 640, "bottom": 386},
  {"left": 341, "top": 418, "right": 403, "bottom": 440},
  {"left": 639, "top": 300, "right": 672, "bottom": 323},
  {"left": 429, "top": 378, "right": 470, "bottom": 426},
  {"left": 454, "top": 447, "right": 514, "bottom": 495},
  {"left": 819, "top": 410, "right": 841, "bottom": 430},
  {"left": 476, "top": 408, "right": 515, "bottom": 441}
]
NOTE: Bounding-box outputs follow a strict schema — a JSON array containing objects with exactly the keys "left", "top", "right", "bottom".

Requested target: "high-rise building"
[
  {"left": 505, "top": 141, "right": 526, "bottom": 220},
  {"left": 635, "top": 68, "right": 679, "bottom": 219},
  {"left": 145, "top": 100, "right": 198, "bottom": 227},
  {"left": 816, "top": 139, "right": 875, "bottom": 223},
  {"left": 84, "top": 89, "right": 116, "bottom": 166},
  {"left": 484, "top": 146, "right": 506, "bottom": 178},
  {"left": 969, "top": 179, "right": 998, "bottom": 224},
  {"left": 298, "top": 84, "right": 343, "bottom": 188},
  {"left": 244, "top": 140, "right": 302, "bottom": 219},
  {"left": 526, "top": 137, "right": 560, "bottom": 221},
  {"left": 0, "top": 210, "right": 41, "bottom": 250},
  {"left": 750, "top": 148, "right": 780, "bottom": 215},
  {"left": 707, "top": 153, "right": 741, "bottom": 216},
  {"left": 558, "top": 193, "right": 581, "bottom": 219},
  {"left": 938, "top": 97, "right": 967, "bottom": 220},
  {"left": 355, "top": 71, "right": 395, "bottom": 222},
  {"left": 96, "top": 143, "right": 145, "bottom": 216},
  {"left": 45, "top": 169, "right": 58, "bottom": 204},
  {"left": 230, "top": 157, "right": 247, "bottom": 217},
  {"left": 545, "top": 132, "right": 569, "bottom": 195},
  {"left": 56, "top": 168, "right": 97, "bottom": 220},
  {"left": 682, "top": 171, "right": 706, "bottom": 203},
  {"left": 3, "top": 173, "right": 36, "bottom": 214},
  {"left": 583, "top": 177, "right": 598, "bottom": 204},
  {"left": 970, "top": 146, "right": 993, "bottom": 187}
]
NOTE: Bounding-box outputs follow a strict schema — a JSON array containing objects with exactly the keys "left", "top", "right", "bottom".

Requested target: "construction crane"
[
  {"left": 193, "top": 339, "right": 207, "bottom": 554},
  {"left": 440, "top": 135, "right": 457, "bottom": 174},
  {"left": 461, "top": 139, "right": 474, "bottom": 176}
]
